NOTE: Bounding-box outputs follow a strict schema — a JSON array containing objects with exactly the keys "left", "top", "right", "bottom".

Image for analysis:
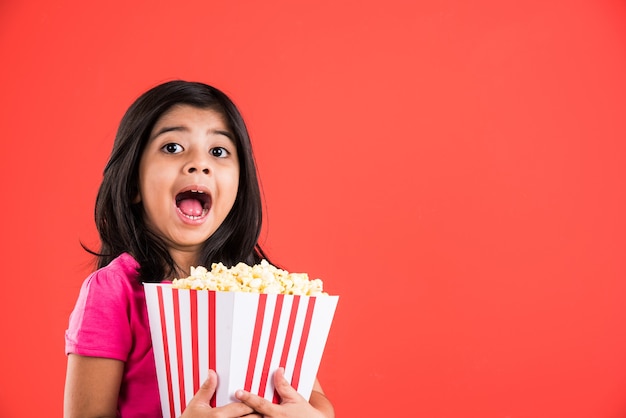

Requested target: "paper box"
[{"left": 144, "top": 283, "right": 338, "bottom": 418}]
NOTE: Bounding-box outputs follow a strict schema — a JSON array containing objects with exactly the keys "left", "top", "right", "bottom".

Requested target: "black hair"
[{"left": 89, "top": 80, "right": 269, "bottom": 282}]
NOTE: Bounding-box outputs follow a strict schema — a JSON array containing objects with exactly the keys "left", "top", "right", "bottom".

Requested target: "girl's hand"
[
  {"left": 181, "top": 370, "right": 260, "bottom": 418},
  {"left": 235, "top": 368, "right": 334, "bottom": 418}
]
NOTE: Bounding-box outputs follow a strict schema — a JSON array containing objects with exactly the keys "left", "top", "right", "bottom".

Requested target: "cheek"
[
  {"left": 230, "top": 170, "right": 241, "bottom": 201},
  {"left": 138, "top": 168, "right": 169, "bottom": 208},
  {"left": 222, "top": 170, "right": 240, "bottom": 209}
]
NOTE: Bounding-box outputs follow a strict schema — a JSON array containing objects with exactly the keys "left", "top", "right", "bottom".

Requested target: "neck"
[{"left": 168, "top": 249, "right": 198, "bottom": 279}]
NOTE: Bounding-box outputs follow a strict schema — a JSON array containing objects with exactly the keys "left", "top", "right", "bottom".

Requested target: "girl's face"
[{"left": 137, "top": 105, "right": 240, "bottom": 269}]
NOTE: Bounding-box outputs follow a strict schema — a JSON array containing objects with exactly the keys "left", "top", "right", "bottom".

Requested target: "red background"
[{"left": 1, "top": 1, "right": 626, "bottom": 416}]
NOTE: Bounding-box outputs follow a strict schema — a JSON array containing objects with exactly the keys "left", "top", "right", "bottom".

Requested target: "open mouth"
[{"left": 175, "top": 190, "right": 211, "bottom": 219}]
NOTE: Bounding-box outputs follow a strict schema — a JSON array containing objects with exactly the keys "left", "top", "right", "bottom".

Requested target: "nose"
[
  {"left": 187, "top": 166, "right": 209, "bottom": 174},
  {"left": 184, "top": 150, "right": 210, "bottom": 175}
]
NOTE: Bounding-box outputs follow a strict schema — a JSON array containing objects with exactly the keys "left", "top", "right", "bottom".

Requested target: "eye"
[
  {"left": 162, "top": 143, "right": 183, "bottom": 154},
  {"left": 210, "top": 146, "right": 229, "bottom": 158}
]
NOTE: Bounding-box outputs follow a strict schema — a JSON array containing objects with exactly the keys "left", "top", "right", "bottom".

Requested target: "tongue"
[{"left": 178, "top": 198, "right": 204, "bottom": 217}]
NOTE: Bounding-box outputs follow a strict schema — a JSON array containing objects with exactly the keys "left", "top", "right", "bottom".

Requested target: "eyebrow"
[{"left": 150, "top": 125, "right": 234, "bottom": 141}]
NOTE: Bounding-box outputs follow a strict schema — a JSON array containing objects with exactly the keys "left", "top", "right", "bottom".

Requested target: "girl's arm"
[
  {"left": 309, "top": 378, "right": 335, "bottom": 418},
  {"left": 64, "top": 354, "right": 124, "bottom": 418}
]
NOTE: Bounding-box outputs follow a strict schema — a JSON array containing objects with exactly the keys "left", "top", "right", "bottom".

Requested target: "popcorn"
[
  {"left": 145, "top": 260, "right": 338, "bottom": 417},
  {"left": 171, "top": 260, "right": 327, "bottom": 296}
]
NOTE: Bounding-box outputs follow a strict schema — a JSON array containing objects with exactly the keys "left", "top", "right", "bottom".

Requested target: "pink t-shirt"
[{"left": 65, "top": 253, "right": 162, "bottom": 417}]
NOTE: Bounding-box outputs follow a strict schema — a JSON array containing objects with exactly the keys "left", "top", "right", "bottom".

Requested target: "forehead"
[{"left": 153, "top": 104, "right": 229, "bottom": 130}]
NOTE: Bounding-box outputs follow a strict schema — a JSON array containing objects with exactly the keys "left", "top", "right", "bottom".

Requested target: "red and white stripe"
[{"left": 144, "top": 284, "right": 338, "bottom": 418}]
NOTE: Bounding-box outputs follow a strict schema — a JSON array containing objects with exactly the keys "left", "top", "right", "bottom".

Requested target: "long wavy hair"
[{"left": 90, "top": 80, "right": 269, "bottom": 282}]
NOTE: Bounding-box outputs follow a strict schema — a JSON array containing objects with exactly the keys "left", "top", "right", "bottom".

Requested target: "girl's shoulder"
[
  {"left": 66, "top": 253, "right": 145, "bottom": 361},
  {"left": 84, "top": 253, "right": 141, "bottom": 293}
]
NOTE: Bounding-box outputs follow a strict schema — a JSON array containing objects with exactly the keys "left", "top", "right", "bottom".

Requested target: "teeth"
[{"left": 182, "top": 208, "right": 209, "bottom": 220}]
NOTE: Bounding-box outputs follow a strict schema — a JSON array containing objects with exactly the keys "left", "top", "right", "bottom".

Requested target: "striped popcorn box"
[{"left": 144, "top": 283, "right": 339, "bottom": 418}]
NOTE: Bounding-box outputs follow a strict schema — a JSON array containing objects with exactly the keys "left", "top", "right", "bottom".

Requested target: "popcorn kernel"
[{"left": 172, "top": 260, "right": 327, "bottom": 296}]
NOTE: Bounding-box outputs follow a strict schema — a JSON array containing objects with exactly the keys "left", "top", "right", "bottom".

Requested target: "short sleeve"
[{"left": 65, "top": 269, "right": 133, "bottom": 361}]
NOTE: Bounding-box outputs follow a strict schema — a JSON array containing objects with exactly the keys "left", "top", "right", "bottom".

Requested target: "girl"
[{"left": 64, "top": 80, "right": 334, "bottom": 418}]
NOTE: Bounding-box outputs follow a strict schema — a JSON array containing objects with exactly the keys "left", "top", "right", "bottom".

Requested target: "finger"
[
  {"left": 187, "top": 370, "right": 218, "bottom": 407},
  {"left": 217, "top": 401, "right": 256, "bottom": 417},
  {"left": 273, "top": 367, "right": 305, "bottom": 403},
  {"left": 235, "top": 389, "right": 278, "bottom": 414}
]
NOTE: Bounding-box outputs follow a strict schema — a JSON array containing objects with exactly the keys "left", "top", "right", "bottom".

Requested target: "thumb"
[
  {"left": 273, "top": 368, "right": 305, "bottom": 403},
  {"left": 188, "top": 370, "right": 218, "bottom": 408}
]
